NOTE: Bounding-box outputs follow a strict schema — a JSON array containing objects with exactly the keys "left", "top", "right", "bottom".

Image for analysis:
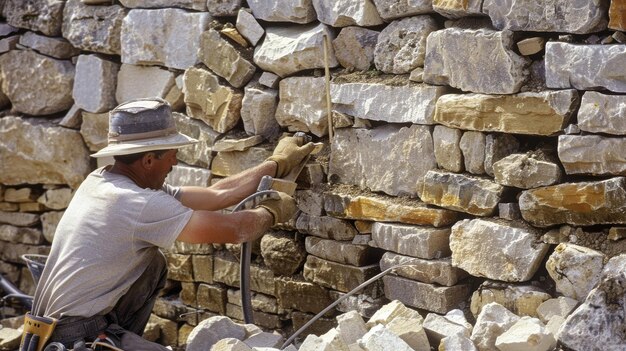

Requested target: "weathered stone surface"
[
  {"left": 0, "top": 327, "right": 22, "bottom": 351},
  {"left": 423, "top": 310, "right": 472, "bottom": 347},
  {"left": 121, "top": 8, "right": 210, "bottom": 70},
  {"left": 495, "top": 317, "right": 556, "bottom": 351},
  {"left": 0, "top": 242, "right": 49, "bottom": 264},
  {"left": 296, "top": 214, "right": 358, "bottom": 241},
  {"left": 3, "top": 0, "right": 64, "bottom": 36},
  {"left": 211, "top": 147, "right": 271, "bottom": 177},
  {"left": 335, "top": 310, "right": 368, "bottom": 345},
  {"left": 374, "top": 16, "right": 438, "bottom": 74},
  {"left": 558, "top": 135, "right": 626, "bottom": 176},
  {"left": 116, "top": 64, "right": 176, "bottom": 104},
  {"left": 199, "top": 29, "right": 255, "bottom": 88},
  {"left": 206, "top": 0, "right": 241, "bottom": 16},
  {"left": 305, "top": 236, "right": 377, "bottom": 267},
  {"left": 371, "top": 0, "right": 432, "bottom": 20},
  {"left": 37, "top": 188, "right": 72, "bottom": 210},
  {"left": 536, "top": 296, "right": 579, "bottom": 324},
  {"left": 19, "top": 32, "right": 80, "bottom": 59},
  {"left": 451, "top": 219, "right": 549, "bottom": 282},
  {"left": 212, "top": 136, "right": 263, "bottom": 153},
  {"left": 276, "top": 277, "right": 333, "bottom": 314},
  {"left": 424, "top": 28, "right": 529, "bottom": 94},
  {"left": 313, "top": 0, "right": 383, "bottom": 27},
  {"left": 361, "top": 324, "right": 414, "bottom": 351},
  {"left": 330, "top": 125, "right": 436, "bottom": 197},
  {"left": 0, "top": 211, "right": 39, "bottom": 226},
  {"left": 186, "top": 316, "right": 246, "bottom": 351},
  {"left": 433, "top": 0, "right": 482, "bottom": 19},
  {"left": 235, "top": 9, "right": 263, "bottom": 46},
  {"left": 0, "top": 118, "right": 90, "bottom": 188},
  {"left": 191, "top": 255, "right": 213, "bottom": 284},
  {"left": 459, "top": 131, "right": 486, "bottom": 175},
  {"left": 470, "top": 281, "right": 551, "bottom": 318},
  {"left": 0, "top": 225, "right": 44, "bottom": 245},
  {"left": 420, "top": 170, "right": 504, "bottom": 216},
  {"left": 484, "top": 133, "right": 520, "bottom": 177},
  {"left": 383, "top": 275, "right": 471, "bottom": 314},
  {"left": 241, "top": 86, "right": 280, "bottom": 140},
  {"left": 119, "top": 0, "right": 206, "bottom": 10},
  {"left": 331, "top": 82, "right": 446, "bottom": 125},
  {"left": 546, "top": 42, "right": 626, "bottom": 93},
  {"left": 303, "top": 255, "right": 378, "bottom": 293},
  {"left": 183, "top": 67, "right": 243, "bottom": 134},
  {"left": 380, "top": 252, "right": 467, "bottom": 286},
  {"left": 213, "top": 253, "right": 276, "bottom": 296},
  {"left": 260, "top": 231, "right": 306, "bottom": 276},
  {"left": 172, "top": 112, "right": 220, "bottom": 169},
  {"left": 324, "top": 189, "right": 458, "bottom": 227},
  {"left": 332, "top": 27, "right": 378, "bottom": 71},
  {"left": 247, "top": 0, "right": 316, "bottom": 23},
  {"left": 578, "top": 91, "right": 626, "bottom": 135},
  {"left": 471, "top": 302, "right": 520, "bottom": 351},
  {"left": 40, "top": 211, "right": 63, "bottom": 243},
  {"left": 253, "top": 23, "right": 338, "bottom": 77},
  {"left": 546, "top": 243, "right": 605, "bottom": 302},
  {"left": 80, "top": 111, "right": 108, "bottom": 152},
  {"left": 0, "top": 50, "right": 74, "bottom": 115},
  {"left": 609, "top": 0, "right": 626, "bottom": 30},
  {"left": 483, "top": 0, "right": 608, "bottom": 34},
  {"left": 519, "top": 177, "right": 626, "bottom": 227},
  {"left": 62, "top": 0, "right": 127, "bottom": 55},
  {"left": 226, "top": 303, "right": 283, "bottom": 329},
  {"left": 274, "top": 77, "right": 326, "bottom": 136},
  {"left": 433, "top": 125, "right": 463, "bottom": 172},
  {"left": 166, "top": 253, "right": 194, "bottom": 282},
  {"left": 73, "top": 55, "right": 119, "bottom": 113},
  {"left": 434, "top": 90, "right": 578, "bottom": 135},
  {"left": 165, "top": 165, "right": 211, "bottom": 187},
  {"left": 372, "top": 222, "right": 450, "bottom": 259},
  {"left": 493, "top": 152, "right": 563, "bottom": 189},
  {"left": 0, "top": 35, "right": 18, "bottom": 53},
  {"left": 197, "top": 283, "right": 227, "bottom": 314}
]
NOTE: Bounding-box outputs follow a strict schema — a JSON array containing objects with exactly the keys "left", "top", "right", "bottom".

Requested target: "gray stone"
[
  {"left": 546, "top": 42, "right": 626, "bottom": 93},
  {"left": 207, "top": 0, "right": 242, "bottom": 16},
  {"left": 471, "top": 302, "right": 520, "bottom": 351},
  {"left": 165, "top": 165, "right": 211, "bottom": 187},
  {"left": 0, "top": 23, "right": 19, "bottom": 36},
  {"left": 121, "top": 8, "right": 211, "bottom": 70},
  {"left": 41, "top": 211, "right": 63, "bottom": 243},
  {"left": 247, "top": 0, "right": 316, "bottom": 23},
  {"left": 433, "top": 0, "right": 482, "bottom": 19},
  {"left": 186, "top": 316, "right": 246, "bottom": 351},
  {"left": 73, "top": 55, "right": 119, "bottom": 113},
  {"left": 241, "top": 86, "right": 280, "bottom": 140},
  {"left": 439, "top": 335, "right": 477, "bottom": 351},
  {"left": 470, "top": 281, "right": 551, "bottom": 318},
  {"left": 558, "top": 135, "right": 626, "bottom": 176},
  {"left": 260, "top": 232, "right": 306, "bottom": 276},
  {"left": 303, "top": 255, "right": 379, "bottom": 293},
  {"left": 374, "top": 16, "right": 438, "bottom": 74},
  {"left": 483, "top": 0, "right": 608, "bottom": 34},
  {"left": 199, "top": 29, "right": 256, "bottom": 88},
  {"left": 330, "top": 125, "right": 436, "bottom": 197},
  {"left": 546, "top": 243, "right": 605, "bottom": 301},
  {"left": 236, "top": 9, "right": 264, "bottom": 46},
  {"left": 62, "top": 0, "right": 127, "bottom": 55},
  {"left": 172, "top": 112, "right": 220, "bottom": 168},
  {"left": 119, "top": 0, "right": 206, "bottom": 11},
  {"left": 536, "top": 297, "right": 579, "bottom": 324},
  {"left": 18, "top": 32, "right": 80, "bottom": 59},
  {"left": 383, "top": 275, "right": 472, "bottom": 314},
  {"left": 459, "top": 131, "right": 486, "bottom": 175},
  {"left": 313, "top": 0, "right": 383, "bottom": 27},
  {"left": 296, "top": 214, "right": 358, "bottom": 241},
  {"left": 116, "top": 64, "right": 177, "bottom": 104},
  {"left": 0, "top": 35, "right": 18, "bottom": 53},
  {"left": 433, "top": 125, "right": 463, "bottom": 172},
  {"left": 211, "top": 147, "right": 271, "bottom": 177},
  {"left": 499, "top": 203, "right": 522, "bottom": 221},
  {"left": 360, "top": 324, "right": 414, "bottom": 351},
  {"left": 372, "top": 222, "right": 451, "bottom": 259},
  {"left": 0, "top": 225, "right": 44, "bottom": 244},
  {"left": 423, "top": 310, "right": 472, "bottom": 347},
  {"left": 37, "top": 188, "right": 73, "bottom": 210},
  {"left": 578, "top": 91, "right": 626, "bottom": 135},
  {"left": 305, "top": 236, "right": 377, "bottom": 267},
  {"left": 3, "top": 0, "right": 64, "bottom": 36},
  {"left": 332, "top": 27, "right": 379, "bottom": 71},
  {"left": 495, "top": 317, "right": 556, "bottom": 351},
  {"left": 484, "top": 133, "right": 520, "bottom": 177},
  {"left": 0, "top": 211, "right": 39, "bottom": 226},
  {"left": 424, "top": 28, "right": 529, "bottom": 94},
  {"left": 276, "top": 277, "right": 333, "bottom": 314},
  {"left": 371, "top": 0, "right": 432, "bottom": 21},
  {"left": 80, "top": 111, "right": 108, "bottom": 152},
  {"left": 275, "top": 77, "right": 327, "bottom": 136},
  {"left": 258, "top": 72, "right": 280, "bottom": 89},
  {"left": 493, "top": 153, "right": 563, "bottom": 189},
  {"left": 379, "top": 252, "right": 468, "bottom": 286},
  {"left": 295, "top": 190, "right": 324, "bottom": 216},
  {"left": 59, "top": 105, "right": 83, "bottom": 129}
]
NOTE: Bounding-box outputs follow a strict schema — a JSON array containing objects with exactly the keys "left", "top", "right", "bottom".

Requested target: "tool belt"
[
  {"left": 48, "top": 315, "right": 109, "bottom": 348},
  {"left": 20, "top": 313, "right": 57, "bottom": 351}
]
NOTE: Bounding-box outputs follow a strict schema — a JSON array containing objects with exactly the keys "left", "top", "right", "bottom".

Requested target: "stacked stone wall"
[{"left": 0, "top": 1, "right": 625, "bottom": 350}]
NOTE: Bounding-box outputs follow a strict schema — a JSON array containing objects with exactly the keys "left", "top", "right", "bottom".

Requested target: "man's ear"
[{"left": 141, "top": 152, "right": 156, "bottom": 169}]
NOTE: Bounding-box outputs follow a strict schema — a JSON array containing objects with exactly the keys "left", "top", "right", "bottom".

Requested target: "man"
[{"left": 31, "top": 98, "right": 314, "bottom": 350}]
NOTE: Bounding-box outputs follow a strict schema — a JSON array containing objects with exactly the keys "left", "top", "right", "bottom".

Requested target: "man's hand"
[
  {"left": 257, "top": 192, "right": 297, "bottom": 225},
  {"left": 266, "top": 136, "right": 316, "bottom": 178}
]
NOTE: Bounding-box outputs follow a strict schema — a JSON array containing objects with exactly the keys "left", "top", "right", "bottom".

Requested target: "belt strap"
[{"left": 50, "top": 315, "right": 109, "bottom": 345}]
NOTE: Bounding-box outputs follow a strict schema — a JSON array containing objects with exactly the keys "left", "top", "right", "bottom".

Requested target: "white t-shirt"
[{"left": 32, "top": 167, "right": 193, "bottom": 319}]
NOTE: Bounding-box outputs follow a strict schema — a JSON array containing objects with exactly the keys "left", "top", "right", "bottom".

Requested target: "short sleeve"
[{"left": 134, "top": 191, "right": 193, "bottom": 249}]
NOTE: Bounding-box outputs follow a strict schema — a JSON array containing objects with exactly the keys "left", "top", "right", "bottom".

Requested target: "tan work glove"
[
  {"left": 266, "top": 136, "right": 316, "bottom": 178},
  {"left": 257, "top": 192, "right": 298, "bottom": 225}
]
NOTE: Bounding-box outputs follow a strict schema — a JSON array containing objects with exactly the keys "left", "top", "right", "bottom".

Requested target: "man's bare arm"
[{"left": 177, "top": 207, "right": 274, "bottom": 244}]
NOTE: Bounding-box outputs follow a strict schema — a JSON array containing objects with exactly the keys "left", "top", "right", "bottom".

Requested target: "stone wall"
[{"left": 1, "top": 1, "right": 625, "bottom": 350}]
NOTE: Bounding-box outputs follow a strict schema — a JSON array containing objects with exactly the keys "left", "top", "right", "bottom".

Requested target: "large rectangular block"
[
  {"left": 303, "top": 255, "right": 379, "bottom": 293},
  {"left": 383, "top": 275, "right": 471, "bottom": 314}
]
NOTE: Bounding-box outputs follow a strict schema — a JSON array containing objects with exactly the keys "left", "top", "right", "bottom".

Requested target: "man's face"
[{"left": 150, "top": 149, "right": 178, "bottom": 189}]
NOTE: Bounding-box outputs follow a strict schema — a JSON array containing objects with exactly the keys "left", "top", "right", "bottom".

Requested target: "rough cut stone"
[
  {"left": 609, "top": 0, "right": 626, "bottom": 30},
  {"left": 470, "top": 281, "right": 551, "bottom": 318},
  {"left": 73, "top": 55, "right": 119, "bottom": 113},
  {"left": 313, "top": 0, "right": 383, "bottom": 27},
  {"left": 62, "top": 0, "right": 127, "bottom": 55},
  {"left": 0, "top": 225, "right": 44, "bottom": 245},
  {"left": 545, "top": 42, "right": 626, "bottom": 93},
  {"left": 0, "top": 23, "right": 19, "bottom": 36},
  {"left": 459, "top": 131, "right": 486, "bottom": 175},
  {"left": 253, "top": 23, "right": 338, "bottom": 77},
  {"left": 296, "top": 214, "right": 358, "bottom": 241},
  {"left": 38, "top": 188, "right": 73, "bottom": 210},
  {"left": 330, "top": 125, "right": 436, "bottom": 197},
  {"left": 471, "top": 302, "right": 520, "bottom": 351},
  {"left": 495, "top": 317, "right": 556, "bottom": 351},
  {"left": 80, "top": 111, "right": 108, "bottom": 152},
  {"left": 546, "top": 243, "right": 605, "bottom": 302},
  {"left": 536, "top": 296, "right": 579, "bottom": 324},
  {"left": 212, "top": 136, "right": 263, "bottom": 153},
  {"left": 247, "top": 0, "right": 316, "bottom": 23},
  {"left": 360, "top": 324, "right": 414, "bottom": 351},
  {"left": 0, "top": 35, "right": 18, "bottom": 53},
  {"left": 371, "top": 0, "right": 432, "bottom": 20},
  {"left": 213, "top": 254, "right": 276, "bottom": 296},
  {"left": 0, "top": 211, "right": 39, "bottom": 226},
  {"left": 0, "top": 117, "right": 90, "bottom": 189},
  {"left": 331, "top": 82, "right": 446, "bottom": 125},
  {"left": 116, "top": 64, "right": 177, "bottom": 104},
  {"left": 433, "top": 0, "right": 482, "bottom": 19},
  {"left": 420, "top": 170, "right": 504, "bottom": 216},
  {"left": 324, "top": 190, "right": 459, "bottom": 227},
  {"left": 493, "top": 153, "right": 563, "bottom": 189},
  {"left": 332, "top": 27, "right": 379, "bottom": 71},
  {"left": 199, "top": 29, "right": 256, "bottom": 88},
  {"left": 305, "top": 236, "right": 377, "bottom": 267},
  {"left": 119, "top": 0, "right": 206, "bottom": 10},
  {"left": 172, "top": 113, "right": 220, "bottom": 169},
  {"left": 240, "top": 86, "right": 280, "bottom": 140},
  {"left": 423, "top": 310, "right": 472, "bottom": 347},
  {"left": 335, "top": 310, "right": 367, "bottom": 345},
  {"left": 303, "top": 255, "right": 379, "bottom": 293},
  {"left": 276, "top": 277, "right": 333, "bottom": 314},
  {"left": 207, "top": 0, "right": 241, "bottom": 16},
  {"left": 372, "top": 222, "right": 451, "bottom": 259},
  {"left": 0, "top": 50, "right": 74, "bottom": 116},
  {"left": 451, "top": 219, "right": 549, "bottom": 282},
  {"left": 558, "top": 135, "right": 626, "bottom": 176},
  {"left": 578, "top": 91, "right": 626, "bottom": 135},
  {"left": 183, "top": 67, "right": 242, "bottom": 134},
  {"left": 18, "top": 32, "right": 80, "bottom": 59},
  {"left": 434, "top": 90, "right": 578, "bottom": 135},
  {"left": 519, "top": 177, "right": 626, "bottom": 227},
  {"left": 121, "top": 8, "right": 211, "bottom": 70},
  {"left": 211, "top": 147, "right": 271, "bottom": 177},
  {"left": 379, "top": 252, "right": 467, "bottom": 286},
  {"left": 383, "top": 275, "right": 471, "bottom": 314},
  {"left": 3, "top": 0, "right": 64, "bottom": 36},
  {"left": 260, "top": 232, "right": 306, "bottom": 276},
  {"left": 433, "top": 125, "right": 463, "bottom": 172},
  {"left": 165, "top": 165, "right": 211, "bottom": 187},
  {"left": 483, "top": 0, "right": 608, "bottom": 34},
  {"left": 275, "top": 77, "right": 327, "bottom": 136},
  {"left": 236, "top": 9, "right": 264, "bottom": 46},
  {"left": 186, "top": 316, "right": 246, "bottom": 351},
  {"left": 424, "top": 28, "right": 529, "bottom": 94},
  {"left": 484, "top": 133, "right": 520, "bottom": 177}
]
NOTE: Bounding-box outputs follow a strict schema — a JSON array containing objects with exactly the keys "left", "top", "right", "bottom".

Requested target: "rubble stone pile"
[{"left": 0, "top": 0, "right": 625, "bottom": 351}]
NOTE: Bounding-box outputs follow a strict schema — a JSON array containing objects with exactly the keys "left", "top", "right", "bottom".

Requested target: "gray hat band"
[{"left": 108, "top": 126, "right": 178, "bottom": 143}]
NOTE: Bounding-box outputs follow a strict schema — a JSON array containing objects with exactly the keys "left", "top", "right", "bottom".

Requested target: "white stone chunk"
[
  {"left": 493, "top": 153, "right": 563, "bottom": 189},
  {"left": 422, "top": 310, "right": 472, "bottom": 347},
  {"left": 298, "top": 334, "right": 333, "bottom": 351},
  {"left": 459, "top": 131, "right": 486, "bottom": 175},
  {"left": 241, "top": 86, "right": 280, "bottom": 140},
  {"left": 386, "top": 316, "right": 430, "bottom": 351},
  {"left": 495, "top": 317, "right": 556, "bottom": 351},
  {"left": 207, "top": 0, "right": 242, "bottom": 16},
  {"left": 320, "top": 328, "right": 351, "bottom": 351},
  {"left": 116, "top": 64, "right": 176, "bottom": 104},
  {"left": 470, "top": 282, "right": 552, "bottom": 318},
  {"left": 433, "top": 125, "right": 463, "bottom": 172},
  {"left": 186, "top": 316, "right": 246, "bottom": 351},
  {"left": 439, "top": 335, "right": 477, "bottom": 351},
  {"left": 242, "top": 332, "right": 283, "bottom": 349},
  {"left": 546, "top": 243, "right": 605, "bottom": 302},
  {"left": 236, "top": 9, "right": 264, "bottom": 46},
  {"left": 372, "top": 222, "right": 450, "bottom": 259},
  {"left": 484, "top": 133, "right": 519, "bottom": 177},
  {"left": 73, "top": 55, "right": 119, "bottom": 113},
  {"left": 336, "top": 311, "right": 368, "bottom": 345},
  {"left": 359, "top": 324, "right": 414, "bottom": 351},
  {"left": 558, "top": 135, "right": 626, "bottom": 176},
  {"left": 371, "top": 0, "right": 432, "bottom": 21},
  {"left": 578, "top": 91, "right": 626, "bottom": 135},
  {"left": 433, "top": 0, "right": 482, "bottom": 19},
  {"left": 332, "top": 27, "right": 379, "bottom": 71},
  {"left": 119, "top": 0, "right": 207, "bottom": 11},
  {"left": 248, "top": 0, "right": 317, "bottom": 23},
  {"left": 37, "top": 188, "right": 73, "bottom": 210},
  {"left": 536, "top": 297, "right": 579, "bottom": 324},
  {"left": 199, "top": 29, "right": 256, "bottom": 88},
  {"left": 62, "top": 0, "right": 127, "bottom": 55},
  {"left": 275, "top": 77, "right": 327, "bottom": 136},
  {"left": 313, "top": 0, "right": 383, "bottom": 27},
  {"left": 258, "top": 72, "right": 280, "bottom": 89},
  {"left": 211, "top": 338, "right": 253, "bottom": 351},
  {"left": 166, "top": 165, "right": 211, "bottom": 187},
  {"left": 470, "top": 302, "right": 520, "bottom": 351}
]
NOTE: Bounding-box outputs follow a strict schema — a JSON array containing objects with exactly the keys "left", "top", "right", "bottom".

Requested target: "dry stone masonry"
[{"left": 0, "top": 1, "right": 625, "bottom": 351}]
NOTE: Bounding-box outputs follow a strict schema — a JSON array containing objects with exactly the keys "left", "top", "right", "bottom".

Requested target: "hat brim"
[{"left": 91, "top": 132, "right": 198, "bottom": 158}]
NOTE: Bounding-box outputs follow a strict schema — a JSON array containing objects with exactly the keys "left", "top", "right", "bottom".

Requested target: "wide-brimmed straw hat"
[{"left": 91, "top": 98, "right": 198, "bottom": 158}]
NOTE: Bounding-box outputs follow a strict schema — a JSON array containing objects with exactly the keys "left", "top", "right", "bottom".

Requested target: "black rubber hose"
[{"left": 0, "top": 275, "right": 33, "bottom": 310}]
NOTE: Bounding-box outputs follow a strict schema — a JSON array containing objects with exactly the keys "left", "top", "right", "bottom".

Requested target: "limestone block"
[
  {"left": 323, "top": 190, "right": 459, "bottom": 227},
  {"left": 0, "top": 35, "right": 18, "bottom": 53},
  {"left": 206, "top": 0, "right": 241, "bottom": 16},
  {"left": 499, "top": 202, "right": 525, "bottom": 220},
  {"left": 519, "top": 177, "right": 626, "bottom": 227},
  {"left": 459, "top": 131, "right": 486, "bottom": 175},
  {"left": 192, "top": 255, "right": 213, "bottom": 284},
  {"left": 484, "top": 133, "right": 519, "bottom": 177},
  {"left": 172, "top": 112, "right": 220, "bottom": 169},
  {"left": 424, "top": 28, "right": 529, "bottom": 94},
  {"left": 226, "top": 303, "right": 283, "bottom": 330},
  {"left": 470, "top": 302, "right": 520, "bottom": 351},
  {"left": 493, "top": 153, "right": 563, "bottom": 189},
  {"left": 433, "top": 125, "right": 463, "bottom": 172},
  {"left": 236, "top": 9, "right": 264, "bottom": 46},
  {"left": 213, "top": 253, "right": 276, "bottom": 296},
  {"left": 558, "top": 135, "right": 626, "bottom": 176},
  {"left": 332, "top": 27, "right": 379, "bottom": 71},
  {"left": 303, "top": 255, "right": 379, "bottom": 293},
  {"left": 0, "top": 211, "right": 39, "bottom": 226},
  {"left": 330, "top": 125, "right": 436, "bottom": 197},
  {"left": 80, "top": 111, "right": 108, "bottom": 152},
  {"left": 305, "top": 236, "right": 377, "bottom": 267},
  {"left": 165, "top": 165, "right": 211, "bottom": 187},
  {"left": 0, "top": 225, "right": 44, "bottom": 245},
  {"left": 59, "top": 105, "right": 83, "bottom": 129},
  {"left": 470, "top": 281, "right": 551, "bottom": 318},
  {"left": 296, "top": 214, "right": 358, "bottom": 240},
  {"left": 330, "top": 291, "right": 387, "bottom": 319},
  {"left": 116, "top": 64, "right": 176, "bottom": 104},
  {"left": 4, "top": 187, "right": 39, "bottom": 203},
  {"left": 276, "top": 277, "right": 333, "bottom": 314},
  {"left": 0, "top": 327, "right": 21, "bottom": 351},
  {"left": 275, "top": 77, "right": 327, "bottom": 136},
  {"left": 0, "top": 242, "right": 49, "bottom": 264},
  {"left": 211, "top": 147, "right": 272, "bottom": 177},
  {"left": 258, "top": 72, "right": 280, "bottom": 89},
  {"left": 386, "top": 317, "right": 430, "bottom": 351},
  {"left": 298, "top": 335, "right": 333, "bottom": 351},
  {"left": 186, "top": 316, "right": 246, "bottom": 351},
  {"left": 0, "top": 23, "right": 19, "bottom": 36},
  {"left": 260, "top": 232, "right": 306, "bottom": 276},
  {"left": 546, "top": 42, "right": 626, "bottom": 93},
  {"left": 0, "top": 50, "right": 74, "bottom": 115},
  {"left": 121, "top": 8, "right": 210, "bottom": 70},
  {"left": 183, "top": 67, "right": 243, "bottom": 134},
  {"left": 247, "top": 0, "right": 316, "bottom": 23},
  {"left": 423, "top": 310, "right": 472, "bottom": 347},
  {"left": 0, "top": 117, "right": 90, "bottom": 188},
  {"left": 360, "top": 324, "right": 414, "bottom": 351},
  {"left": 372, "top": 222, "right": 450, "bottom": 259},
  {"left": 371, "top": 0, "right": 432, "bottom": 20},
  {"left": 197, "top": 284, "right": 227, "bottom": 314},
  {"left": 166, "top": 253, "right": 194, "bottom": 282},
  {"left": 253, "top": 23, "right": 338, "bottom": 77},
  {"left": 73, "top": 55, "right": 119, "bottom": 113},
  {"left": 37, "top": 188, "right": 73, "bottom": 210},
  {"left": 374, "top": 16, "right": 438, "bottom": 74},
  {"left": 119, "top": 0, "right": 206, "bottom": 10},
  {"left": 578, "top": 91, "right": 626, "bottom": 135},
  {"left": 546, "top": 243, "right": 605, "bottom": 301},
  {"left": 483, "top": 0, "right": 608, "bottom": 34},
  {"left": 212, "top": 136, "right": 263, "bottom": 152},
  {"left": 199, "top": 29, "right": 255, "bottom": 88},
  {"left": 19, "top": 32, "right": 80, "bottom": 59},
  {"left": 227, "top": 289, "right": 283, "bottom": 315},
  {"left": 335, "top": 311, "right": 367, "bottom": 345},
  {"left": 380, "top": 252, "right": 467, "bottom": 286},
  {"left": 420, "top": 170, "right": 504, "bottom": 216},
  {"left": 609, "top": 0, "right": 626, "bottom": 30},
  {"left": 434, "top": 90, "right": 578, "bottom": 135},
  {"left": 41, "top": 211, "right": 63, "bottom": 243},
  {"left": 313, "top": 0, "right": 383, "bottom": 27},
  {"left": 62, "top": 0, "right": 127, "bottom": 55},
  {"left": 331, "top": 82, "right": 446, "bottom": 125},
  {"left": 383, "top": 275, "right": 472, "bottom": 314},
  {"left": 433, "top": 0, "right": 482, "bottom": 19},
  {"left": 241, "top": 86, "right": 280, "bottom": 140},
  {"left": 3, "top": 0, "right": 64, "bottom": 36},
  {"left": 439, "top": 335, "right": 477, "bottom": 351},
  {"left": 495, "top": 317, "right": 556, "bottom": 351},
  {"left": 536, "top": 297, "right": 579, "bottom": 324},
  {"left": 242, "top": 331, "right": 283, "bottom": 349}
]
